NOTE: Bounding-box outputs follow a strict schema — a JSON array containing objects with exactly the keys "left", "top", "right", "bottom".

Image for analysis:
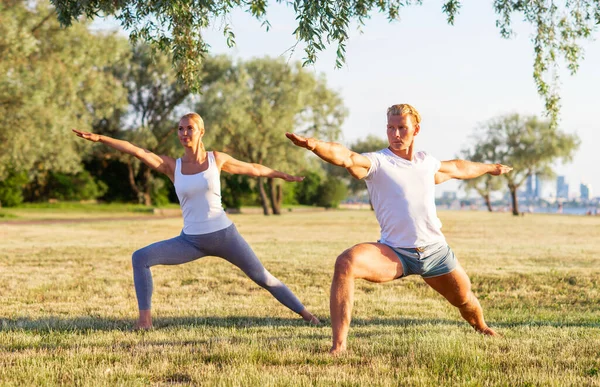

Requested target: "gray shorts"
[{"left": 387, "top": 241, "right": 458, "bottom": 279}]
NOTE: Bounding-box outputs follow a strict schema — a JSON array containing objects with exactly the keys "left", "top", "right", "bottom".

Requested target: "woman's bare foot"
[
  {"left": 134, "top": 310, "right": 153, "bottom": 330},
  {"left": 133, "top": 322, "right": 153, "bottom": 331},
  {"left": 300, "top": 309, "right": 321, "bottom": 325}
]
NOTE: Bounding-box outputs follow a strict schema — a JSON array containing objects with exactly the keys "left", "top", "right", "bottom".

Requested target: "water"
[{"left": 438, "top": 205, "right": 598, "bottom": 216}]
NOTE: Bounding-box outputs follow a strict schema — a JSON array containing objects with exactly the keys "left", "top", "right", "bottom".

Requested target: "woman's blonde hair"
[
  {"left": 386, "top": 104, "right": 421, "bottom": 124},
  {"left": 180, "top": 112, "right": 205, "bottom": 130}
]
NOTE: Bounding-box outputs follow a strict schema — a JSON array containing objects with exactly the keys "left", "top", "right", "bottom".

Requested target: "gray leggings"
[{"left": 131, "top": 224, "right": 305, "bottom": 313}]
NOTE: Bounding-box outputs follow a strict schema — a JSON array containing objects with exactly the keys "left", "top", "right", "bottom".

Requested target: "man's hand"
[
  {"left": 285, "top": 132, "right": 317, "bottom": 151},
  {"left": 489, "top": 164, "right": 513, "bottom": 176},
  {"left": 72, "top": 129, "right": 101, "bottom": 142}
]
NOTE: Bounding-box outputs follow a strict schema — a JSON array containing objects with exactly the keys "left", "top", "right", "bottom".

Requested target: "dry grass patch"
[{"left": 1, "top": 210, "right": 599, "bottom": 385}]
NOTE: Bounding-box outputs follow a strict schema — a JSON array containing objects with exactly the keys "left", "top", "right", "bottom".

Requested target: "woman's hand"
[
  {"left": 278, "top": 172, "right": 305, "bottom": 182},
  {"left": 72, "top": 129, "right": 101, "bottom": 142}
]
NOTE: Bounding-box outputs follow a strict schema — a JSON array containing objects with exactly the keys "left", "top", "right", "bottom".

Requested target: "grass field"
[{"left": 1, "top": 209, "right": 599, "bottom": 385}]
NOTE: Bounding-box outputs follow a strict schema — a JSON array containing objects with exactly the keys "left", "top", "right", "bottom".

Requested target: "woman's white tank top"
[{"left": 174, "top": 152, "right": 232, "bottom": 235}]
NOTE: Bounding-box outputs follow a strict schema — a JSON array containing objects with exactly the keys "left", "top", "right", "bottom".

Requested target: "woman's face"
[{"left": 178, "top": 117, "right": 204, "bottom": 147}]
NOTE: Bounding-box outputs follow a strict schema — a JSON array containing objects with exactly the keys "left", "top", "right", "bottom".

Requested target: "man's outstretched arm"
[
  {"left": 435, "top": 160, "right": 512, "bottom": 184},
  {"left": 285, "top": 132, "right": 372, "bottom": 179}
]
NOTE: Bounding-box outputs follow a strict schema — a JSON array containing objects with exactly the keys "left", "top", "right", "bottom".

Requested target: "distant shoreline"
[{"left": 437, "top": 206, "right": 598, "bottom": 215}]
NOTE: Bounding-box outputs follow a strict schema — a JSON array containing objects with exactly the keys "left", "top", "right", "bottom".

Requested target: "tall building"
[
  {"left": 534, "top": 175, "right": 541, "bottom": 198},
  {"left": 526, "top": 174, "right": 541, "bottom": 200},
  {"left": 580, "top": 183, "right": 592, "bottom": 201},
  {"left": 556, "top": 176, "right": 569, "bottom": 199}
]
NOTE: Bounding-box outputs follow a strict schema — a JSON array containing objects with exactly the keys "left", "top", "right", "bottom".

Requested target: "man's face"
[{"left": 386, "top": 114, "right": 420, "bottom": 152}]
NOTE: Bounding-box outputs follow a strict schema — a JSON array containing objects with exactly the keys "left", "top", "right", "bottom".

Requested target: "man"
[{"left": 286, "top": 103, "right": 512, "bottom": 354}]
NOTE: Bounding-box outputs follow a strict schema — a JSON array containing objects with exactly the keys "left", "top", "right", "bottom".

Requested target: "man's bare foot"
[
  {"left": 477, "top": 326, "right": 499, "bottom": 336},
  {"left": 329, "top": 344, "right": 346, "bottom": 355}
]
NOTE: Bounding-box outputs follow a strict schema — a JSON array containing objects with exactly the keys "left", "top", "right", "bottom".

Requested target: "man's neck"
[{"left": 387, "top": 144, "right": 414, "bottom": 161}]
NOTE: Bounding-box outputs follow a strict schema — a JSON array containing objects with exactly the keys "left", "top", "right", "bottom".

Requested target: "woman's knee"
[
  {"left": 251, "top": 270, "right": 280, "bottom": 289},
  {"left": 132, "top": 248, "right": 150, "bottom": 269}
]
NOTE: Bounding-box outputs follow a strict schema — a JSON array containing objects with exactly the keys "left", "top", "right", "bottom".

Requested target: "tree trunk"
[
  {"left": 510, "top": 187, "right": 519, "bottom": 216},
  {"left": 143, "top": 167, "right": 152, "bottom": 206},
  {"left": 484, "top": 194, "right": 493, "bottom": 212},
  {"left": 267, "top": 178, "right": 282, "bottom": 215},
  {"left": 126, "top": 161, "right": 143, "bottom": 204},
  {"left": 276, "top": 183, "right": 283, "bottom": 212},
  {"left": 127, "top": 161, "right": 152, "bottom": 205},
  {"left": 257, "top": 177, "right": 270, "bottom": 215}
]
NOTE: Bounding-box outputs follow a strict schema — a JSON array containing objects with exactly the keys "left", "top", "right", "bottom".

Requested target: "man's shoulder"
[
  {"left": 361, "top": 148, "right": 389, "bottom": 157},
  {"left": 414, "top": 150, "right": 439, "bottom": 162},
  {"left": 414, "top": 150, "right": 430, "bottom": 158},
  {"left": 414, "top": 150, "right": 441, "bottom": 172}
]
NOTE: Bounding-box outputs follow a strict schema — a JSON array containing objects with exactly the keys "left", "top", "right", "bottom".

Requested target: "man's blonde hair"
[
  {"left": 386, "top": 104, "right": 421, "bottom": 124},
  {"left": 181, "top": 112, "right": 205, "bottom": 130}
]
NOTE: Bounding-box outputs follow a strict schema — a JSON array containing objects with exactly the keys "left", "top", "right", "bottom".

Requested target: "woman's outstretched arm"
[
  {"left": 213, "top": 151, "right": 303, "bottom": 182},
  {"left": 72, "top": 129, "right": 175, "bottom": 180}
]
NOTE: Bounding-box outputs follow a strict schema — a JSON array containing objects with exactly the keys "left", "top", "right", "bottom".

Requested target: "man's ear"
[{"left": 414, "top": 123, "right": 421, "bottom": 136}]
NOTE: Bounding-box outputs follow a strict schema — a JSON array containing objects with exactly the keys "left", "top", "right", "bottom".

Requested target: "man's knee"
[{"left": 334, "top": 247, "right": 362, "bottom": 278}]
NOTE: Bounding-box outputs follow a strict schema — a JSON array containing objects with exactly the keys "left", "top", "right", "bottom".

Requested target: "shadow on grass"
[
  {"left": 0, "top": 315, "right": 308, "bottom": 332},
  {"left": 1, "top": 315, "right": 598, "bottom": 333},
  {"left": 0, "top": 315, "right": 465, "bottom": 333}
]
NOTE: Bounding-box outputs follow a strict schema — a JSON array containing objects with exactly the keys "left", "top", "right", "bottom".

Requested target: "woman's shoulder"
[
  {"left": 211, "top": 150, "right": 232, "bottom": 162},
  {"left": 160, "top": 155, "right": 178, "bottom": 166},
  {"left": 210, "top": 150, "right": 230, "bottom": 170}
]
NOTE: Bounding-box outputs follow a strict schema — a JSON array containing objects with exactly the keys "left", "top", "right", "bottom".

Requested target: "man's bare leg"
[
  {"left": 423, "top": 264, "right": 497, "bottom": 336},
  {"left": 330, "top": 243, "right": 404, "bottom": 354}
]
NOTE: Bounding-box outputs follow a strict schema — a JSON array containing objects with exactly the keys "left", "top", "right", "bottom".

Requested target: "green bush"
[
  {"left": 282, "top": 182, "right": 298, "bottom": 205},
  {"left": 294, "top": 171, "right": 322, "bottom": 205},
  {"left": 0, "top": 171, "right": 28, "bottom": 207},
  {"left": 221, "top": 174, "right": 256, "bottom": 210},
  {"left": 46, "top": 170, "right": 108, "bottom": 201},
  {"left": 150, "top": 175, "right": 171, "bottom": 206},
  {"left": 316, "top": 177, "right": 348, "bottom": 209}
]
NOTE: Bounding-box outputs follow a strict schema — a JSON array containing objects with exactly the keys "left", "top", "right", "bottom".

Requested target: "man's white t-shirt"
[{"left": 362, "top": 148, "right": 446, "bottom": 248}]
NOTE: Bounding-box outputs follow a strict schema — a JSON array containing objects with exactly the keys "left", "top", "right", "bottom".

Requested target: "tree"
[
  {"left": 459, "top": 142, "right": 505, "bottom": 212},
  {"left": 198, "top": 56, "right": 346, "bottom": 215},
  {"left": 471, "top": 114, "right": 579, "bottom": 216},
  {"left": 51, "top": 0, "right": 600, "bottom": 127},
  {"left": 0, "top": 1, "right": 128, "bottom": 196},
  {"left": 87, "top": 50, "right": 230, "bottom": 205},
  {"left": 93, "top": 43, "right": 192, "bottom": 205}
]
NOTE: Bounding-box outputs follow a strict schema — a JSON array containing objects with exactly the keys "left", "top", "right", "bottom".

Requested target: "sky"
[{"left": 95, "top": 1, "right": 600, "bottom": 198}]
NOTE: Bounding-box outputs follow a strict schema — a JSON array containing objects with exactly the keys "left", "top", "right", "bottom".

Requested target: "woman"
[{"left": 73, "top": 112, "right": 319, "bottom": 329}]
